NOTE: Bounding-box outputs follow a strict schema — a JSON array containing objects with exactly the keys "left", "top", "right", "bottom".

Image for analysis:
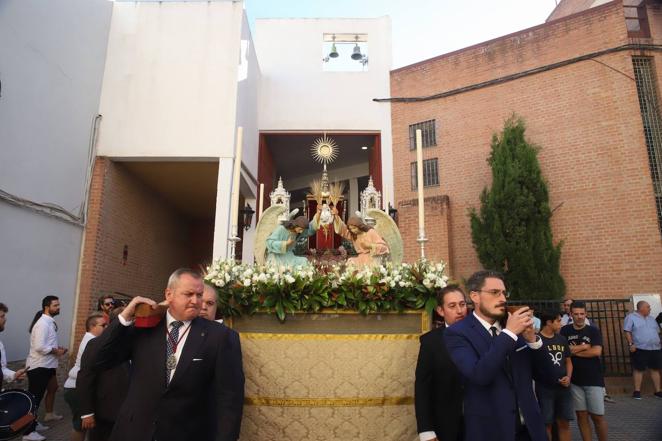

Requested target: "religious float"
[{"left": 207, "top": 132, "right": 443, "bottom": 440}]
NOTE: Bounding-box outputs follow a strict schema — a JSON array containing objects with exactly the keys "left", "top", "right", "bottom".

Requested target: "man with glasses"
[
  {"left": 97, "top": 296, "right": 115, "bottom": 324},
  {"left": 444, "top": 270, "right": 546, "bottom": 441}
]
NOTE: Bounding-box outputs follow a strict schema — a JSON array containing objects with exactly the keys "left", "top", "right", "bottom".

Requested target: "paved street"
[{"left": 27, "top": 390, "right": 662, "bottom": 441}]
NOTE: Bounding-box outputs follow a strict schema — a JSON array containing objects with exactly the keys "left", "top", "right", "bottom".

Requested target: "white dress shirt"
[
  {"left": 473, "top": 311, "right": 542, "bottom": 349},
  {"left": 119, "top": 310, "right": 192, "bottom": 382},
  {"left": 0, "top": 340, "right": 17, "bottom": 381},
  {"left": 26, "top": 314, "right": 60, "bottom": 370},
  {"left": 64, "top": 332, "right": 96, "bottom": 389}
]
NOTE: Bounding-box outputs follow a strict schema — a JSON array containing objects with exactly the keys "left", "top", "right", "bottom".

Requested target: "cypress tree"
[{"left": 470, "top": 115, "right": 565, "bottom": 300}]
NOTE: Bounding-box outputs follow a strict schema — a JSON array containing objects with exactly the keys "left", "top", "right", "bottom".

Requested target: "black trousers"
[{"left": 26, "top": 367, "right": 56, "bottom": 433}]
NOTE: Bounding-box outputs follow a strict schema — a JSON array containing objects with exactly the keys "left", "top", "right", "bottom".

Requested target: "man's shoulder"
[{"left": 420, "top": 326, "right": 445, "bottom": 344}]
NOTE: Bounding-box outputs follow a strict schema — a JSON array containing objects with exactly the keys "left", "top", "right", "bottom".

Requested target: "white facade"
[
  {"left": 254, "top": 17, "right": 394, "bottom": 212},
  {"left": 96, "top": 1, "right": 260, "bottom": 260},
  {"left": 0, "top": 0, "right": 113, "bottom": 359}
]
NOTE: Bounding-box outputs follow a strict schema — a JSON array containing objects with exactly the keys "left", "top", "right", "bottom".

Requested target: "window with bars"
[
  {"left": 632, "top": 57, "right": 662, "bottom": 235},
  {"left": 409, "top": 120, "right": 437, "bottom": 150},
  {"left": 410, "top": 158, "right": 440, "bottom": 190}
]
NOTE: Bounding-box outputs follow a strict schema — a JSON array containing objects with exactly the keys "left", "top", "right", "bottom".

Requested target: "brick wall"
[
  {"left": 390, "top": 2, "right": 662, "bottom": 299},
  {"left": 73, "top": 158, "right": 194, "bottom": 352}
]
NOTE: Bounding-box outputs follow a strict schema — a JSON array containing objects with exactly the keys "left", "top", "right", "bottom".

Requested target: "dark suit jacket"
[
  {"left": 444, "top": 313, "right": 546, "bottom": 441},
  {"left": 77, "top": 335, "right": 130, "bottom": 422},
  {"left": 414, "top": 326, "right": 463, "bottom": 441},
  {"left": 92, "top": 316, "right": 244, "bottom": 441}
]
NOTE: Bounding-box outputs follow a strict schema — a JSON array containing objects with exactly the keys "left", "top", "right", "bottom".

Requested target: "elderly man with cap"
[
  {"left": 266, "top": 211, "right": 319, "bottom": 268},
  {"left": 331, "top": 207, "right": 389, "bottom": 267}
]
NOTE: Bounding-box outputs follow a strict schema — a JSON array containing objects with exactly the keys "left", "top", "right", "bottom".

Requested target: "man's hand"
[
  {"left": 558, "top": 376, "right": 571, "bottom": 387},
  {"left": 505, "top": 307, "right": 534, "bottom": 335},
  {"left": 629, "top": 344, "right": 637, "bottom": 353},
  {"left": 121, "top": 296, "right": 158, "bottom": 322},
  {"left": 81, "top": 415, "right": 96, "bottom": 430},
  {"left": 52, "top": 347, "right": 67, "bottom": 356},
  {"left": 14, "top": 368, "right": 26, "bottom": 381},
  {"left": 286, "top": 238, "right": 294, "bottom": 246}
]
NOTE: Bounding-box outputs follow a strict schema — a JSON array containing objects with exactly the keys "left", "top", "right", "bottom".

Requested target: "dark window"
[
  {"left": 410, "top": 158, "right": 440, "bottom": 190},
  {"left": 632, "top": 57, "right": 662, "bottom": 235},
  {"left": 409, "top": 120, "right": 436, "bottom": 150}
]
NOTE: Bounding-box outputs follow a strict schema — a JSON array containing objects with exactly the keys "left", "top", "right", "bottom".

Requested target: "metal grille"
[
  {"left": 409, "top": 120, "right": 437, "bottom": 150},
  {"left": 507, "top": 299, "right": 632, "bottom": 376},
  {"left": 632, "top": 57, "right": 662, "bottom": 235},
  {"left": 410, "top": 158, "right": 440, "bottom": 190}
]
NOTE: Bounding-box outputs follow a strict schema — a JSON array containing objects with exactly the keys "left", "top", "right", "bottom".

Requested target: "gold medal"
[{"left": 166, "top": 354, "right": 177, "bottom": 370}]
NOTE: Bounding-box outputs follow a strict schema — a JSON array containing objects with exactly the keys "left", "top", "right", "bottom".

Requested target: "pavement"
[{"left": 23, "top": 390, "right": 662, "bottom": 441}]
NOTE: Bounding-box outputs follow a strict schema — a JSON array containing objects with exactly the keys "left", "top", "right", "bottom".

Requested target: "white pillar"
[
  {"left": 348, "top": 177, "right": 359, "bottom": 217},
  {"left": 212, "top": 158, "right": 235, "bottom": 260}
]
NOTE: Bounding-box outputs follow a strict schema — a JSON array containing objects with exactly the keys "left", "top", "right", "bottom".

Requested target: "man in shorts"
[
  {"left": 623, "top": 300, "right": 662, "bottom": 399},
  {"left": 560, "top": 301, "right": 607, "bottom": 441},
  {"left": 532, "top": 310, "right": 573, "bottom": 441}
]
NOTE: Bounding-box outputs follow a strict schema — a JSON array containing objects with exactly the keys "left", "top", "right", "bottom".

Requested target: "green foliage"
[
  {"left": 470, "top": 115, "right": 565, "bottom": 300},
  {"left": 205, "top": 259, "right": 448, "bottom": 322}
]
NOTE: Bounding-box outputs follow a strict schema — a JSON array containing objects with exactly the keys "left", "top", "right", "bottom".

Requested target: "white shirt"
[
  {"left": 26, "top": 314, "right": 60, "bottom": 370},
  {"left": 64, "top": 332, "right": 96, "bottom": 389},
  {"left": 119, "top": 310, "right": 192, "bottom": 383},
  {"left": 0, "top": 340, "right": 17, "bottom": 382},
  {"left": 473, "top": 312, "right": 542, "bottom": 349}
]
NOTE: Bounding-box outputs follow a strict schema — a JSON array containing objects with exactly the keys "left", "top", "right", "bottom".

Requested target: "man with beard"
[
  {"left": 415, "top": 285, "right": 468, "bottom": 441},
  {"left": 25, "top": 296, "right": 68, "bottom": 441},
  {"left": 444, "top": 270, "right": 546, "bottom": 441}
]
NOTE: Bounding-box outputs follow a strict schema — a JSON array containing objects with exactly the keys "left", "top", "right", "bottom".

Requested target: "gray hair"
[
  {"left": 167, "top": 268, "right": 202, "bottom": 289},
  {"left": 636, "top": 300, "right": 649, "bottom": 311}
]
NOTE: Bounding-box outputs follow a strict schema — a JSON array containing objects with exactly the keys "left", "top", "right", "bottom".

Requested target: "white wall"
[
  {"left": 254, "top": 17, "right": 394, "bottom": 208},
  {"left": 96, "top": 1, "right": 244, "bottom": 160},
  {"left": 0, "top": 0, "right": 113, "bottom": 360}
]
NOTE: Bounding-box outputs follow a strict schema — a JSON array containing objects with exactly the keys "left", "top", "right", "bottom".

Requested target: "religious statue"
[
  {"left": 265, "top": 208, "right": 320, "bottom": 268},
  {"left": 331, "top": 207, "right": 389, "bottom": 267}
]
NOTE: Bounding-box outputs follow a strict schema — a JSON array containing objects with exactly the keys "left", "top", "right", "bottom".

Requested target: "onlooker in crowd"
[
  {"left": 560, "top": 299, "right": 590, "bottom": 326},
  {"left": 77, "top": 307, "right": 130, "bottom": 441},
  {"left": 531, "top": 311, "right": 573, "bottom": 441},
  {"left": 91, "top": 268, "right": 244, "bottom": 441},
  {"left": 97, "top": 295, "right": 115, "bottom": 324},
  {"left": 199, "top": 284, "right": 222, "bottom": 323},
  {"left": 0, "top": 303, "right": 27, "bottom": 387},
  {"left": 63, "top": 314, "right": 107, "bottom": 441},
  {"left": 623, "top": 300, "right": 662, "bottom": 399},
  {"left": 560, "top": 301, "right": 607, "bottom": 441},
  {"left": 445, "top": 270, "right": 546, "bottom": 441},
  {"left": 24, "top": 296, "right": 68, "bottom": 441},
  {"left": 415, "top": 285, "right": 468, "bottom": 441}
]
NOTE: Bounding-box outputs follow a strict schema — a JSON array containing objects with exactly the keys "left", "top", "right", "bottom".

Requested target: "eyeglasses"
[
  {"left": 103, "top": 302, "right": 114, "bottom": 306},
  {"left": 476, "top": 289, "right": 510, "bottom": 298}
]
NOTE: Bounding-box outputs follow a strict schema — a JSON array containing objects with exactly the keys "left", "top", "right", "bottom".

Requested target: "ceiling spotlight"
[{"left": 361, "top": 146, "right": 368, "bottom": 150}]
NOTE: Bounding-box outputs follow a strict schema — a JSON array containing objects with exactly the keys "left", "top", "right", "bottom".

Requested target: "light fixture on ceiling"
[{"left": 361, "top": 146, "right": 368, "bottom": 150}]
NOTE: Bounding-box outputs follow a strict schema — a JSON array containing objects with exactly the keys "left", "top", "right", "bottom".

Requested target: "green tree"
[{"left": 470, "top": 115, "right": 565, "bottom": 300}]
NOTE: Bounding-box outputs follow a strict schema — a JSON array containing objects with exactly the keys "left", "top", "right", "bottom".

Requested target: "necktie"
[
  {"left": 490, "top": 325, "right": 523, "bottom": 429},
  {"left": 490, "top": 326, "right": 498, "bottom": 338},
  {"left": 166, "top": 321, "right": 183, "bottom": 385}
]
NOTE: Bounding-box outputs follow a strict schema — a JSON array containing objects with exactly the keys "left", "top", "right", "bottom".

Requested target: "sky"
[{"left": 244, "top": 0, "right": 560, "bottom": 69}]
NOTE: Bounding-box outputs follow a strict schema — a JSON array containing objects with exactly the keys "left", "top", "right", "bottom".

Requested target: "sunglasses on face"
[{"left": 103, "top": 302, "right": 114, "bottom": 306}]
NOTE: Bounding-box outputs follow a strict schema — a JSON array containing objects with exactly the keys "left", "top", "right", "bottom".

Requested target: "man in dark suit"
[
  {"left": 444, "top": 270, "right": 547, "bottom": 441},
  {"left": 77, "top": 309, "right": 130, "bottom": 441},
  {"left": 415, "top": 284, "right": 468, "bottom": 441},
  {"left": 91, "top": 268, "right": 244, "bottom": 441}
]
